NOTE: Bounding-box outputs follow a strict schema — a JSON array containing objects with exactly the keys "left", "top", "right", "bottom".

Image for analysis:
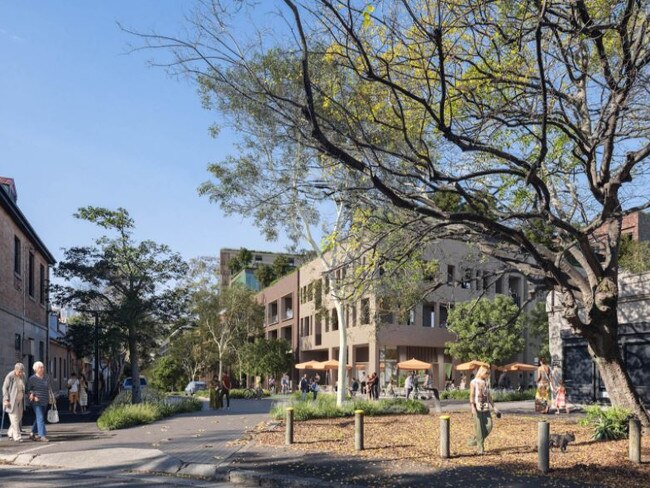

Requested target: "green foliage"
[
  {"left": 580, "top": 405, "right": 633, "bottom": 441},
  {"left": 446, "top": 295, "right": 525, "bottom": 365},
  {"left": 149, "top": 355, "right": 185, "bottom": 392},
  {"left": 439, "top": 388, "right": 535, "bottom": 401},
  {"left": 254, "top": 264, "right": 276, "bottom": 288},
  {"left": 270, "top": 395, "right": 428, "bottom": 421},
  {"left": 97, "top": 390, "right": 202, "bottom": 430},
  {"left": 241, "top": 338, "right": 293, "bottom": 378},
  {"left": 54, "top": 206, "right": 188, "bottom": 404},
  {"left": 525, "top": 302, "right": 550, "bottom": 360},
  {"left": 619, "top": 237, "right": 650, "bottom": 274},
  {"left": 229, "top": 248, "right": 253, "bottom": 274},
  {"left": 230, "top": 388, "right": 271, "bottom": 399}
]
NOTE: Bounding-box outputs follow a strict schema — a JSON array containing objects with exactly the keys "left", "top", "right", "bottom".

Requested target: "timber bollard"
[
  {"left": 439, "top": 415, "right": 450, "bottom": 459},
  {"left": 355, "top": 409, "right": 364, "bottom": 451},
  {"left": 285, "top": 407, "right": 294, "bottom": 445},
  {"left": 629, "top": 418, "right": 641, "bottom": 464},
  {"left": 538, "top": 421, "right": 550, "bottom": 473}
]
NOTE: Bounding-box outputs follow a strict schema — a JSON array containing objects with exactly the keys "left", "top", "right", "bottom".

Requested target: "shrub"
[
  {"left": 440, "top": 389, "right": 470, "bottom": 400},
  {"left": 230, "top": 388, "right": 271, "bottom": 399},
  {"left": 580, "top": 405, "right": 633, "bottom": 440},
  {"left": 270, "top": 394, "right": 428, "bottom": 421},
  {"left": 97, "top": 403, "right": 162, "bottom": 430},
  {"left": 194, "top": 389, "right": 210, "bottom": 398},
  {"left": 97, "top": 390, "right": 202, "bottom": 431}
]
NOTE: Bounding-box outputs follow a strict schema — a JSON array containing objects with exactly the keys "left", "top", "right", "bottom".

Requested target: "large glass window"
[
  {"left": 28, "top": 252, "right": 35, "bottom": 296},
  {"left": 14, "top": 236, "right": 21, "bottom": 275}
]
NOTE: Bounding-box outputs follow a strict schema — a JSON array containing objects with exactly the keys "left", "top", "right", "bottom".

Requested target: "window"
[
  {"left": 360, "top": 298, "right": 370, "bottom": 325},
  {"left": 422, "top": 304, "right": 435, "bottom": 327},
  {"left": 446, "top": 265, "right": 455, "bottom": 285},
  {"left": 281, "top": 295, "right": 293, "bottom": 320},
  {"left": 39, "top": 341, "right": 44, "bottom": 361},
  {"left": 14, "top": 334, "right": 21, "bottom": 351},
  {"left": 483, "top": 273, "right": 490, "bottom": 291},
  {"left": 268, "top": 301, "right": 279, "bottom": 324},
  {"left": 315, "top": 315, "right": 322, "bottom": 346},
  {"left": 495, "top": 276, "right": 503, "bottom": 294},
  {"left": 307, "top": 282, "right": 314, "bottom": 301},
  {"left": 39, "top": 264, "right": 46, "bottom": 304},
  {"left": 14, "top": 236, "right": 21, "bottom": 275},
  {"left": 461, "top": 268, "right": 472, "bottom": 289},
  {"left": 53, "top": 357, "right": 57, "bottom": 378},
  {"left": 439, "top": 304, "right": 449, "bottom": 327},
  {"left": 331, "top": 308, "right": 339, "bottom": 331},
  {"left": 28, "top": 252, "right": 35, "bottom": 296},
  {"left": 475, "top": 270, "right": 483, "bottom": 291},
  {"left": 350, "top": 303, "right": 357, "bottom": 327},
  {"left": 408, "top": 308, "right": 416, "bottom": 326}
]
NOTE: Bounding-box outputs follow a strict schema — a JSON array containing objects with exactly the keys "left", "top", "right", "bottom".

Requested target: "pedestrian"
[
  {"left": 360, "top": 372, "right": 367, "bottom": 395},
  {"left": 79, "top": 374, "right": 89, "bottom": 414},
  {"left": 26, "top": 361, "right": 55, "bottom": 442},
  {"left": 310, "top": 378, "right": 319, "bottom": 400},
  {"left": 299, "top": 374, "right": 309, "bottom": 401},
  {"left": 67, "top": 372, "right": 80, "bottom": 414},
  {"left": 367, "top": 373, "right": 375, "bottom": 400},
  {"left": 404, "top": 372, "right": 414, "bottom": 399},
  {"left": 554, "top": 380, "right": 570, "bottom": 415},
  {"left": 535, "top": 357, "right": 551, "bottom": 414},
  {"left": 221, "top": 372, "right": 231, "bottom": 409},
  {"left": 2, "top": 363, "right": 27, "bottom": 442},
  {"left": 459, "top": 374, "right": 467, "bottom": 390},
  {"left": 468, "top": 366, "right": 500, "bottom": 454},
  {"left": 373, "top": 373, "right": 380, "bottom": 399},
  {"left": 268, "top": 376, "right": 276, "bottom": 394},
  {"left": 281, "top": 373, "right": 290, "bottom": 395},
  {"left": 350, "top": 377, "right": 359, "bottom": 397}
]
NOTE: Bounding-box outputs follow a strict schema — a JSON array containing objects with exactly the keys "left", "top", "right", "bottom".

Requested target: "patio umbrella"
[
  {"left": 501, "top": 362, "right": 537, "bottom": 372},
  {"left": 294, "top": 360, "right": 325, "bottom": 370},
  {"left": 396, "top": 358, "right": 433, "bottom": 370},
  {"left": 320, "top": 359, "right": 352, "bottom": 370},
  {"left": 454, "top": 360, "right": 493, "bottom": 371}
]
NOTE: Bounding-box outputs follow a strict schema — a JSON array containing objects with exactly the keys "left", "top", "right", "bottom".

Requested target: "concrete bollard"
[
  {"left": 285, "top": 407, "right": 294, "bottom": 445},
  {"left": 629, "top": 418, "right": 641, "bottom": 464},
  {"left": 439, "top": 415, "right": 450, "bottom": 459},
  {"left": 355, "top": 410, "right": 364, "bottom": 451},
  {"left": 538, "top": 421, "right": 549, "bottom": 473}
]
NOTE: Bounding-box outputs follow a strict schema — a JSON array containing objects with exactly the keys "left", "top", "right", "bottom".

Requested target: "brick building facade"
[{"left": 0, "top": 177, "right": 55, "bottom": 376}]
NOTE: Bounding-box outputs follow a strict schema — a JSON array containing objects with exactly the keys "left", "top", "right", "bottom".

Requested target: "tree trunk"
[
  {"left": 334, "top": 299, "right": 347, "bottom": 406},
  {"left": 128, "top": 328, "right": 142, "bottom": 404},
  {"left": 583, "top": 321, "right": 649, "bottom": 426}
]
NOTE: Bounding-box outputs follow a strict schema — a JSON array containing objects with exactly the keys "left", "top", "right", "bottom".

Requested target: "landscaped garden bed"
[{"left": 253, "top": 411, "right": 650, "bottom": 488}]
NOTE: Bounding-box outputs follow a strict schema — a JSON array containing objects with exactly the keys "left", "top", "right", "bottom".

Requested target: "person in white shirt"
[
  {"left": 67, "top": 373, "right": 80, "bottom": 414},
  {"left": 468, "top": 366, "right": 500, "bottom": 454},
  {"left": 404, "top": 372, "right": 414, "bottom": 399}
]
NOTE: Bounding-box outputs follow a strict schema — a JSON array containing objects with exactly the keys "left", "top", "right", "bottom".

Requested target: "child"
[{"left": 554, "top": 381, "right": 570, "bottom": 414}]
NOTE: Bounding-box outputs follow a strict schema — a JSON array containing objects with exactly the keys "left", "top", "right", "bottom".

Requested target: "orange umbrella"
[
  {"left": 455, "top": 360, "right": 494, "bottom": 371},
  {"left": 294, "top": 360, "right": 325, "bottom": 370},
  {"left": 320, "top": 359, "right": 352, "bottom": 370},
  {"left": 501, "top": 362, "right": 537, "bottom": 372},
  {"left": 396, "top": 358, "right": 433, "bottom": 370}
]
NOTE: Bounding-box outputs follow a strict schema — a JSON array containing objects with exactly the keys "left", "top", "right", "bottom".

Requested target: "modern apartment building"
[
  {"left": 219, "top": 248, "right": 300, "bottom": 288},
  {"left": 0, "top": 177, "right": 56, "bottom": 375},
  {"left": 257, "top": 239, "right": 538, "bottom": 390}
]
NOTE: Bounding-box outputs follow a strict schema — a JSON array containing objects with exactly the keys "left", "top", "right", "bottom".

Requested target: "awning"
[
  {"left": 500, "top": 362, "right": 537, "bottom": 372},
  {"left": 294, "top": 360, "right": 325, "bottom": 370}
]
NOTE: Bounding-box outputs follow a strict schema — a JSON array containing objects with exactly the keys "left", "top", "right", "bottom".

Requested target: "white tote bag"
[{"left": 47, "top": 392, "right": 59, "bottom": 423}]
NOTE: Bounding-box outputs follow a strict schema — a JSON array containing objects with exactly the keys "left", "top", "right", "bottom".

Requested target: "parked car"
[
  {"left": 121, "top": 377, "right": 148, "bottom": 391},
  {"left": 184, "top": 381, "right": 207, "bottom": 396}
]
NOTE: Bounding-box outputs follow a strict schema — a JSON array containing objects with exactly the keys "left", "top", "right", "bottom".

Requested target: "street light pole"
[{"left": 93, "top": 312, "right": 100, "bottom": 405}]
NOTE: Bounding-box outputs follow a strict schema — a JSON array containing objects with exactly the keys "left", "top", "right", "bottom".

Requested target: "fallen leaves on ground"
[{"left": 252, "top": 412, "right": 650, "bottom": 487}]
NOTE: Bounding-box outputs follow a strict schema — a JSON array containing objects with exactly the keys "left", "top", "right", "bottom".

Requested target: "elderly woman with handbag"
[
  {"left": 26, "top": 361, "right": 57, "bottom": 442},
  {"left": 2, "top": 363, "right": 27, "bottom": 442}
]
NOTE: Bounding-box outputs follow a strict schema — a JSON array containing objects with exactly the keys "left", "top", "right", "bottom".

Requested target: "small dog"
[{"left": 549, "top": 432, "right": 576, "bottom": 452}]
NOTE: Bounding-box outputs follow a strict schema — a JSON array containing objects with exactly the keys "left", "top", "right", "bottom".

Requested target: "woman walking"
[
  {"left": 535, "top": 358, "right": 552, "bottom": 414},
  {"left": 79, "top": 374, "right": 89, "bottom": 414},
  {"left": 468, "top": 366, "right": 500, "bottom": 454},
  {"left": 2, "top": 363, "right": 27, "bottom": 442},
  {"left": 26, "top": 361, "right": 54, "bottom": 442}
]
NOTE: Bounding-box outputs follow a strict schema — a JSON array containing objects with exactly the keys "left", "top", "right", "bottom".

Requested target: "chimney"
[{"left": 0, "top": 177, "right": 18, "bottom": 203}]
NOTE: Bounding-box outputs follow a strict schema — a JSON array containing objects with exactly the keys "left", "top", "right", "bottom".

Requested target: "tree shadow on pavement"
[{"left": 228, "top": 448, "right": 610, "bottom": 487}]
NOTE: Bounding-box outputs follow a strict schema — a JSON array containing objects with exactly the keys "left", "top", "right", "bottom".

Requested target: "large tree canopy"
[
  {"left": 54, "top": 207, "right": 188, "bottom": 403},
  {"left": 138, "top": 0, "right": 650, "bottom": 422}
]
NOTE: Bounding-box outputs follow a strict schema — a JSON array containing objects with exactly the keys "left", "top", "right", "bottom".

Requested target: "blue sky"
[{"left": 0, "top": 1, "right": 292, "bottom": 263}]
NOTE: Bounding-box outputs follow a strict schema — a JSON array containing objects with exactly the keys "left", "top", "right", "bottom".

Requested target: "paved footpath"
[{"left": 0, "top": 397, "right": 598, "bottom": 487}]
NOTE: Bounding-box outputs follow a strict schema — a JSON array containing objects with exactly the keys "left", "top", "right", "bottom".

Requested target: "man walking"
[
  {"left": 2, "top": 363, "right": 26, "bottom": 442},
  {"left": 221, "top": 372, "right": 231, "bottom": 409}
]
